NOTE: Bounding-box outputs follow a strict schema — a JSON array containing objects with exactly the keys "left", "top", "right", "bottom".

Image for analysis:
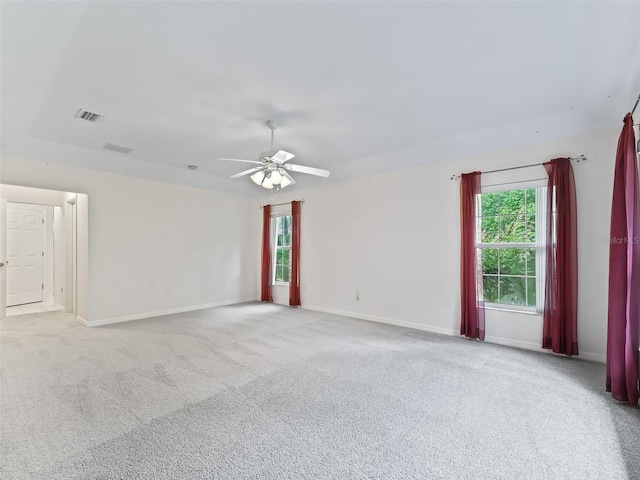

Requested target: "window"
[
  {"left": 478, "top": 187, "right": 546, "bottom": 311},
  {"left": 272, "top": 215, "right": 292, "bottom": 284}
]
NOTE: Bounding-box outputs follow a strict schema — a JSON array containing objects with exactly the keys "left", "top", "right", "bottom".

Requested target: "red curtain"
[
  {"left": 460, "top": 172, "right": 485, "bottom": 340},
  {"left": 542, "top": 158, "right": 578, "bottom": 356},
  {"left": 289, "top": 201, "right": 301, "bottom": 306},
  {"left": 606, "top": 113, "right": 640, "bottom": 406},
  {"left": 261, "top": 205, "right": 273, "bottom": 302}
]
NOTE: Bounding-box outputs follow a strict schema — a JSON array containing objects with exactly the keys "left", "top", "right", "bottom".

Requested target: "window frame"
[
  {"left": 271, "top": 212, "right": 292, "bottom": 286},
  {"left": 476, "top": 182, "right": 547, "bottom": 314}
]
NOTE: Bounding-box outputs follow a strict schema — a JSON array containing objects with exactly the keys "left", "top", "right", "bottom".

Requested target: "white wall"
[
  {"left": 259, "top": 128, "right": 620, "bottom": 362},
  {"left": 1, "top": 158, "right": 258, "bottom": 325}
]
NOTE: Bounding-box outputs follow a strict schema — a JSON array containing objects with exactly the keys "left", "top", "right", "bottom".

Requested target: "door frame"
[
  {"left": 0, "top": 199, "right": 6, "bottom": 318},
  {"left": 0, "top": 190, "right": 88, "bottom": 323}
]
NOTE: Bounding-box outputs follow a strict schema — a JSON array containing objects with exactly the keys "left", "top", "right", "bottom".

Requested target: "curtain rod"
[
  {"left": 450, "top": 155, "right": 586, "bottom": 181},
  {"left": 260, "top": 200, "right": 305, "bottom": 208}
]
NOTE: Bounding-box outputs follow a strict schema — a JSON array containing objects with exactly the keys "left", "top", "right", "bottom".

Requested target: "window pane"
[
  {"left": 499, "top": 190, "right": 526, "bottom": 216},
  {"left": 482, "top": 216, "right": 500, "bottom": 243},
  {"left": 483, "top": 276, "right": 499, "bottom": 303},
  {"left": 273, "top": 216, "right": 292, "bottom": 283},
  {"left": 282, "top": 217, "right": 287, "bottom": 246},
  {"left": 276, "top": 217, "right": 283, "bottom": 247},
  {"left": 525, "top": 189, "right": 536, "bottom": 214},
  {"left": 481, "top": 192, "right": 501, "bottom": 216},
  {"left": 482, "top": 248, "right": 499, "bottom": 274},
  {"left": 282, "top": 266, "right": 290, "bottom": 283},
  {"left": 479, "top": 188, "right": 539, "bottom": 310},
  {"left": 526, "top": 213, "right": 536, "bottom": 242},
  {"left": 500, "top": 215, "right": 527, "bottom": 243},
  {"left": 526, "top": 247, "right": 536, "bottom": 275},
  {"left": 499, "top": 276, "right": 527, "bottom": 306},
  {"left": 277, "top": 216, "right": 284, "bottom": 246},
  {"left": 499, "top": 248, "right": 526, "bottom": 275},
  {"left": 526, "top": 277, "right": 536, "bottom": 307}
]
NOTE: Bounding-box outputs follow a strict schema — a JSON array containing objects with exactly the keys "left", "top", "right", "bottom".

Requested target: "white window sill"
[
  {"left": 484, "top": 305, "right": 541, "bottom": 316},
  {"left": 273, "top": 282, "right": 290, "bottom": 287}
]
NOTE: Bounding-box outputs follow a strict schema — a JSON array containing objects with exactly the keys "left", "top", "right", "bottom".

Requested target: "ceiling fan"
[{"left": 219, "top": 120, "right": 330, "bottom": 189}]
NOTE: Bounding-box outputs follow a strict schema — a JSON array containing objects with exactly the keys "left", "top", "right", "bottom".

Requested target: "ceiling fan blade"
[
  {"left": 270, "top": 150, "right": 295, "bottom": 164},
  {"left": 230, "top": 166, "right": 264, "bottom": 179},
  {"left": 219, "top": 158, "right": 263, "bottom": 165},
  {"left": 286, "top": 163, "right": 331, "bottom": 177}
]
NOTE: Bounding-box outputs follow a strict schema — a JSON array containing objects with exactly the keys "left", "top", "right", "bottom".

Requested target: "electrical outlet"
[
  {"left": 166, "top": 288, "right": 172, "bottom": 294},
  {"left": 445, "top": 298, "right": 453, "bottom": 308}
]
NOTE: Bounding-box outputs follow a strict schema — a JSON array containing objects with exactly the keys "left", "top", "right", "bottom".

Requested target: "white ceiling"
[{"left": 2, "top": 1, "right": 640, "bottom": 196}]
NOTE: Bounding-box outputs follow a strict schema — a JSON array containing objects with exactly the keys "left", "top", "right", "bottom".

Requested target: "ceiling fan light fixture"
[
  {"left": 270, "top": 170, "right": 283, "bottom": 185},
  {"left": 251, "top": 171, "right": 265, "bottom": 185},
  {"left": 262, "top": 177, "right": 274, "bottom": 189},
  {"left": 280, "top": 175, "right": 292, "bottom": 188}
]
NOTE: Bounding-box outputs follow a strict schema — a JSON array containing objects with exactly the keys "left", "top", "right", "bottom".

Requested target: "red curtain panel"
[
  {"left": 606, "top": 113, "right": 640, "bottom": 406},
  {"left": 289, "top": 201, "right": 301, "bottom": 306},
  {"left": 542, "top": 158, "right": 578, "bottom": 356},
  {"left": 261, "top": 205, "right": 273, "bottom": 302},
  {"left": 460, "top": 172, "right": 485, "bottom": 340}
]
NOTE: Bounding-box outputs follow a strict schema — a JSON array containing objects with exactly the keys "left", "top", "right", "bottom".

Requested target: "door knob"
[{"left": 0, "top": 263, "right": 4, "bottom": 267}]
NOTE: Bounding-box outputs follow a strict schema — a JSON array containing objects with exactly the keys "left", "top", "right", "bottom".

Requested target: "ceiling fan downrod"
[{"left": 267, "top": 120, "right": 276, "bottom": 153}]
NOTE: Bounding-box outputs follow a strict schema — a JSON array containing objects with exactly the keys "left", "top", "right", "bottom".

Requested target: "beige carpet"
[{"left": 1, "top": 302, "right": 638, "bottom": 479}]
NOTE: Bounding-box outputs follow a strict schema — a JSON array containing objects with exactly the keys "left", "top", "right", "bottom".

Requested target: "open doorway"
[{"left": 0, "top": 185, "right": 87, "bottom": 321}]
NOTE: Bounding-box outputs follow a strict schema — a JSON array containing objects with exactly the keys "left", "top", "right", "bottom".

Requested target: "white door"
[{"left": 6, "top": 204, "right": 44, "bottom": 306}]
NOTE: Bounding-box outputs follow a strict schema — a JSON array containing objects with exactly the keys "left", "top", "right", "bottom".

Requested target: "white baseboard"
[
  {"left": 484, "top": 334, "right": 606, "bottom": 363},
  {"left": 303, "top": 304, "right": 605, "bottom": 364},
  {"left": 302, "top": 304, "right": 457, "bottom": 337},
  {"left": 571, "top": 351, "right": 606, "bottom": 364},
  {"left": 82, "top": 297, "right": 256, "bottom": 327}
]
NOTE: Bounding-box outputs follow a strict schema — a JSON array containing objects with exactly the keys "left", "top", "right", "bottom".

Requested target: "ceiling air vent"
[
  {"left": 75, "top": 109, "right": 103, "bottom": 122},
  {"left": 103, "top": 143, "right": 134, "bottom": 154}
]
